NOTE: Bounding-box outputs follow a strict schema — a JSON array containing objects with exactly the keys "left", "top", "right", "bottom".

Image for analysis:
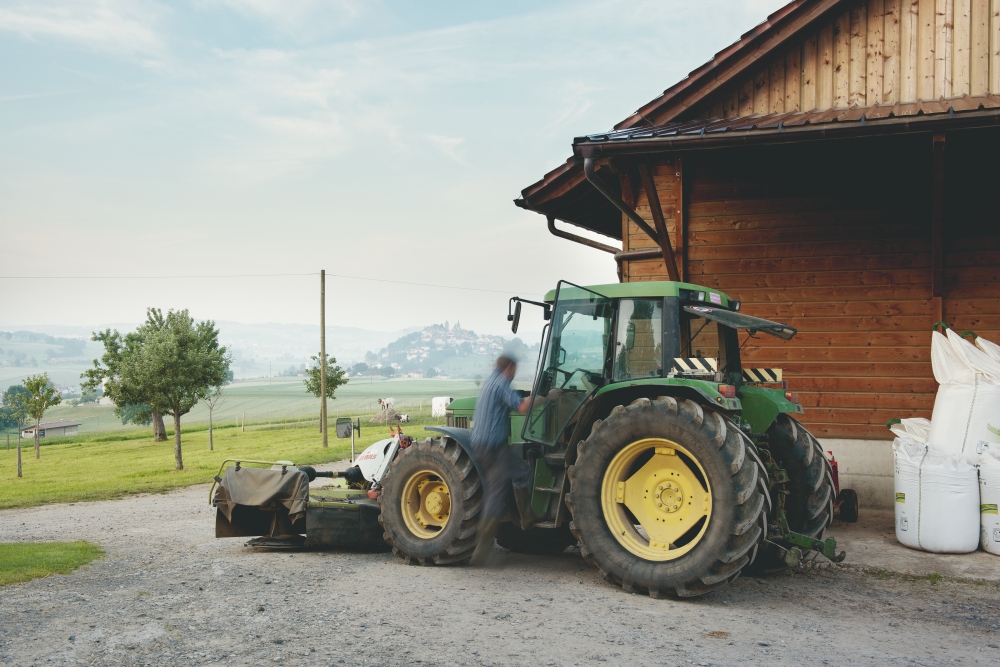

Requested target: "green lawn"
[
  {"left": 0, "top": 412, "right": 448, "bottom": 509},
  {"left": 0, "top": 541, "right": 105, "bottom": 586}
]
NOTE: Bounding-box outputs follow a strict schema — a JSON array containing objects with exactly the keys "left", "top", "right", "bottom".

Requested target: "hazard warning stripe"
[
  {"left": 671, "top": 357, "right": 718, "bottom": 374},
  {"left": 742, "top": 368, "right": 782, "bottom": 383}
]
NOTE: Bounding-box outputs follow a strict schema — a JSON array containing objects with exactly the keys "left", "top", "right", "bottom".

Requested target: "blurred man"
[{"left": 469, "top": 354, "right": 560, "bottom": 566}]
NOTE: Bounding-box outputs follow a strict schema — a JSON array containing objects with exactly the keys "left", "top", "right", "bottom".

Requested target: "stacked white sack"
[
  {"left": 980, "top": 448, "right": 1000, "bottom": 556},
  {"left": 893, "top": 437, "right": 980, "bottom": 553},
  {"left": 927, "top": 329, "right": 1000, "bottom": 460},
  {"left": 890, "top": 418, "right": 931, "bottom": 445}
]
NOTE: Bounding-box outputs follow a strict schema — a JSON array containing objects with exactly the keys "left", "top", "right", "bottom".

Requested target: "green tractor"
[{"left": 376, "top": 280, "right": 842, "bottom": 598}]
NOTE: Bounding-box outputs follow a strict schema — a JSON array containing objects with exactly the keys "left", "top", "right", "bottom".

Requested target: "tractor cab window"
[
  {"left": 677, "top": 306, "right": 740, "bottom": 383},
  {"left": 524, "top": 282, "right": 614, "bottom": 447},
  {"left": 613, "top": 299, "right": 664, "bottom": 381},
  {"left": 680, "top": 310, "right": 721, "bottom": 363}
]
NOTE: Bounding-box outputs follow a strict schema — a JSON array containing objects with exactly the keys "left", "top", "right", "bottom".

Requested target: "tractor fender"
[{"left": 422, "top": 426, "right": 486, "bottom": 481}]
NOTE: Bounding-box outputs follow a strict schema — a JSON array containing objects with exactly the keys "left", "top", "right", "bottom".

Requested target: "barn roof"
[{"left": 515, "top": 0, "right": 1000, "bottom": 240}]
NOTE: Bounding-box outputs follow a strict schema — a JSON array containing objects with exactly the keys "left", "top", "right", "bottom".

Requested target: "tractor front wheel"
[
  {"left": 378, "top": 437, "right": 483, "bottom": 565},
  {"left": 566, "top": 396, "right": 766, "bottom": 598}
]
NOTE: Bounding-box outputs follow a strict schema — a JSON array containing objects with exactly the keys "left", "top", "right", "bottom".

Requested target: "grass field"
[
  {"left": 0, "top": 410, "right": 454, "bottom": 509},
  {"left": 2, "top": 376, "right": 490, "bottom": 439},
  {"left": 0, "top": 541, "right": 105, "bottom": 586}
]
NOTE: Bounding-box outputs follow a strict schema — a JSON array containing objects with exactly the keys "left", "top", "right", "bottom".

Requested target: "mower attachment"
[{"left": 210, "top": 459, "right": 387, "bottom": 552}]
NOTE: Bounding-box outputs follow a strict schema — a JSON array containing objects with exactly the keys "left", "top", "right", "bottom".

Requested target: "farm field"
[
  {"left": 0, "top": 409, "right": 458, "bottom": 509},
  {"left": 1, "top": 376, "right": 508, "bottom": 439}
]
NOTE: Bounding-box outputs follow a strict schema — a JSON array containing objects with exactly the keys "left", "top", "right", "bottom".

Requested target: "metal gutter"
[{"left": 546, "top": 215, "right": 618, "bottom": 254}]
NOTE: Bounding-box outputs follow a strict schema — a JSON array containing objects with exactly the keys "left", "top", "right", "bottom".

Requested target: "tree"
[
  {"left": 304, "top": 353, "right": 347, "bottom": 400},
  {"left": 1, "top": 385, "right": 30, "bottom": 440},
  {"left": 202, "top": 385, "right": 227, "bottom": 451},
  {"left": 23, "top": 373, "right": 62, "bottom": 459},
  {"left": 117, "top": 404, "right": 153, "bottom": 427},
  {"left": 83, "top": 314, "right": 169, "bottom": 441},
  {"left": 138, "top": 309, "right": 231, "bottom": 470},
  {"left": 473, "top": 374, "right": 484, "bottom": 388}
]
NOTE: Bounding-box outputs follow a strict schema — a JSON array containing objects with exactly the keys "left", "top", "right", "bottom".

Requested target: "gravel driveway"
[{"left": 2, "top": 470, "right": 999, "bottom": 667}]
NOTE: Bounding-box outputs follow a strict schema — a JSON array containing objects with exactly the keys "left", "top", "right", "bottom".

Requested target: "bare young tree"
[{"left": 202, "top": 385, "right": 227, "bottom": 451}]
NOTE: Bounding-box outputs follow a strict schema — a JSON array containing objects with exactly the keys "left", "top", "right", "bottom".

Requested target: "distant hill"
[{"left": 358, "top": 321, "right": 540, "bottom": 379}]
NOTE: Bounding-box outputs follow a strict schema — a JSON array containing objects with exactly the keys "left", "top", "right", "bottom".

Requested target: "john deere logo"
[
  {"left": 982, "top": 504, "right": 999, "bottom": 515},
  {"left": 895, "top": 492, "right": 906, "bottom": 503}
]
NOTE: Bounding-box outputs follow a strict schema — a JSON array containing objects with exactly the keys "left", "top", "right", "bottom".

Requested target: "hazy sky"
[{"left": 1, "top": 0, "right": 787, "bottom": 337}]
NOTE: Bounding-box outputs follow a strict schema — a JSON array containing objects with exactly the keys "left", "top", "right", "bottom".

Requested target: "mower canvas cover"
[{"left": 214, "top": 466, "right": 310, "bottom": 537}]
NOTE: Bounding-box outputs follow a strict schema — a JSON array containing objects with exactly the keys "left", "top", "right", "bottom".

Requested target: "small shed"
[
  {"left": 21, "top": 420, "right": 81, "bottom": 439},
  {"left": 515, "top": 0, "right": 1000, "bottom": 507}
]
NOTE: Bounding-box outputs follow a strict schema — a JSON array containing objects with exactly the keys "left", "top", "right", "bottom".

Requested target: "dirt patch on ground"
[{"left": 2, "top": 472, "right": 1000, "bottom": 667}]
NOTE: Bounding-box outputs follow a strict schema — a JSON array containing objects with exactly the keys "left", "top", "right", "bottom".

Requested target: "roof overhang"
[
  {"left": 517, "top": 98, "right": 1000, "bottom": 240},
  {"left": 575, "top": 98, "right": 1000, "bottom": 159}
]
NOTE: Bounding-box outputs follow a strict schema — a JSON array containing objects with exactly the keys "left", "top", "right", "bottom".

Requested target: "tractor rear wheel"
[
  {"left": 496, "top": 523, "right": 578, "bottom": 555},
  {"left": 566, "top": 396, "right": 766, "bottom": 598},
  {"left": 378, "top": 436, "right": 482, "bottom": 565},
  {"left": 748, "top": 414, "right": 835, "bottom": 573}
]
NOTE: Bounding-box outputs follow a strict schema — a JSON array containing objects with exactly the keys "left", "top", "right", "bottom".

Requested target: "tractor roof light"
[
  {"left": 695, "top": 291, "right": 706, "bottom": 302},
  {"left": 718, "top": 384, "right": 736, "bottom": 398},
  {"left": 730, "top": 300, "right": 741, "bottom": 312},
  {"left": 785, "top": 391, "right": 799, "bottom": 403}
]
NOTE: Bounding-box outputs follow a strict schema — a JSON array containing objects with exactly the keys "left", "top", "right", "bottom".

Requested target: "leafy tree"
[
  {"left": 118, "top": 404, "right": 153, "bottom": 427},
  {"left": 23, "top": 373, "right": 61, "bottom": 459},
  {"left": 303, "top": 354, "right": 348, "bottom": 400},
  {"left": 83, "top": 316, "right": 166, "bottom": 441},
  {"left": 137, "top": 309, "right": 231, "bottom": 470},
  {"left": 473, "top": 374, "right": 484, "bottom": 388},
  {"left": 1, "top": 385, "right": 30, "bottom": 437}
]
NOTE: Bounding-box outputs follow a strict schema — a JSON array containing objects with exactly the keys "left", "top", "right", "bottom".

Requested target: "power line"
[{"left": 0, "top": 272, "right": 538, "bottom": 295}]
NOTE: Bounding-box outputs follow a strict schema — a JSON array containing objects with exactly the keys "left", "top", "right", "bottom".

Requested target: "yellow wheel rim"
[
  {"left": 400, "top": 470, "right": 452, "bottom": 539},
  {"left": 601, "top": 438, "right": 712, "bottom": 561}
]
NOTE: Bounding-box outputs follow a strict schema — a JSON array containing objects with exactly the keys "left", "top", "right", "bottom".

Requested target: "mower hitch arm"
[{"left": 779, "top": 515, "right": 846, "bottom": 563}]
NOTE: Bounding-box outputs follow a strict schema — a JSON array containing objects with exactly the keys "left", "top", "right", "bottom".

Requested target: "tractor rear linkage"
[{"left": 759, "top": 447, "right": 847, "bottom": 569}]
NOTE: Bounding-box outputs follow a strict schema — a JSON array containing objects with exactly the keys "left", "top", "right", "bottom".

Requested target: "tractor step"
[
  {"left": 543, "top": 454, "right": 566, "bottom": 467},
  {"left": 535, "top": 486, "right": 561, "bottom": 494}
]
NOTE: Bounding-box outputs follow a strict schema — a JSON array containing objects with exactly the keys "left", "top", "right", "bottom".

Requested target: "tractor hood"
[{"left": 683, "top": 305, "right": 797, "bottom": 340}]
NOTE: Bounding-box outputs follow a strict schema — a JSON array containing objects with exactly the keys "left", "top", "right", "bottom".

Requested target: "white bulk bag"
[
  {"left": 928, "top": 330, "right": 1000, "bottom": 459},
  {"left": 975, "top": 334, "right": 1000, "bottom": 363},
  {"left": 893, "top": 438, "right": 980, "bottom": 553},
  {"left": 980, "top": 448, "right": 1000, "bottom": 556},
  {"left": 431, "top": 396, "right": 453, "bottom": 419},
  {"left": 890, "top": 418, "right": 931, "bottom": 445}
]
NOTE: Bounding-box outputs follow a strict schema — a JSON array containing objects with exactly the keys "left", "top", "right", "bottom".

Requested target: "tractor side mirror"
[
  {"left": 510, "top": 301, "right": 522, "bottom": 334},
  {"left": 625, "top": 322, "right": 636, "bottom": 350},
  {"left": 335, "top": 417, "right": 353, "bottom": 439}
]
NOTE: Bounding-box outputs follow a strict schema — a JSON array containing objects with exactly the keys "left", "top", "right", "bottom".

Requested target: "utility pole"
[{"left": 320, "top": 269, "right": 328, "bottom": 448}]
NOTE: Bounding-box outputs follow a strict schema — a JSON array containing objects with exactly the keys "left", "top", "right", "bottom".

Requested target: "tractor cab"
[{"left": 511, "top": 280, "right": 800, "bottom": 448}]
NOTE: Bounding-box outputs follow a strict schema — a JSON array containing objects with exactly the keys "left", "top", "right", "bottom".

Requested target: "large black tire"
[
  {"left": 378, "top": 437, "right": 483, "bottom": 565},
  {"left": 496, "top": 523, "right": 578, "bottom": 555},
  {"left": 749, "top": 414, "right": 835, "bottom": 573},
  {"left": 566, "top": 397, "right": 766, "bottom": 599}
]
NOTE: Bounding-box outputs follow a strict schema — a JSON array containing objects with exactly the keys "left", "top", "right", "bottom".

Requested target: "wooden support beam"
[
  {"left": 676, "top": 157, "right": 687, "bottom": 282},
  {"left": 932, "top": 133, "right": 946, "bottom": 323},
  {"left": 637, "top": 163, "right": 681, "bottom": 282}
]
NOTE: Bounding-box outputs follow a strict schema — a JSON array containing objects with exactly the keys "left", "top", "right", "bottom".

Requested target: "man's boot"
[
  {"left": 469, "top": 518, "right": 501, "bottom": 567},
  {"left": 513, "top": 487, "right": 538, "bottom": 531}
]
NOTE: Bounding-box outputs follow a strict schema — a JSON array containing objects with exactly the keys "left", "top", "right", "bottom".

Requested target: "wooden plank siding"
[
  {"left": 701, "top": 0, "right": 1000, "bottom": 120},
  {"left": 618, "top": 132, "right": 1000, "bottom": 439}
]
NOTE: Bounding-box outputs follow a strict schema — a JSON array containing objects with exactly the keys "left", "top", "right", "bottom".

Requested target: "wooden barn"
[{"left": 515, "top": 0, "right": 1000, "bottom": 507}]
